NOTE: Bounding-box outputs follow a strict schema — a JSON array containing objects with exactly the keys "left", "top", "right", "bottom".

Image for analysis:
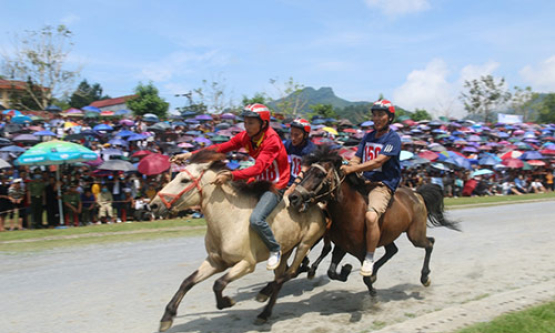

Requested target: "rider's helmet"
[
  {"left": 371, "top": 99, "right": 395, "bottom": 124},
  {"left": 242, "top": 103, "right": 271, "bottom": 124},
  {"left": 290, "top": 118, "right": 311, "bottom": 134}
]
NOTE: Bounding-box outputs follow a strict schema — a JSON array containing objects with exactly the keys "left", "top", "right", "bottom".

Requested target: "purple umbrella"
[
  {"left": 195, "top": 114, "right": 213, "bottom": 121},
  {"left": 461, "top": 146, "right": 478, "bottom": 153},
  {"left": 467, "top": 135, "right": 482, "bottom": 142},
  {"left": 119, "top": 119, "right": 134, "bottom": 127},
  {"left": 194, "top": 137, "right": 212, "bottom": 145},
  {"left": 221, "top": 113, "right": 236, "bottom": 120},
  {"left": 66, "top": 108, "right": 82, "bottom": 114},
  {"left": 519, "top": 151, "right": 544, "bottom": 160}
]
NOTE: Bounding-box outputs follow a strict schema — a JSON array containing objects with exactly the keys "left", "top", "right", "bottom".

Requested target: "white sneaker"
[
  {"left": 361, "top": 259, "right": 374, "bottom": 276},
  {"left": 266, "top": 251, "right": 282, "bottom": 270},
  {"left": 116, "top": 218, "right": 122, "bottom": 223}
]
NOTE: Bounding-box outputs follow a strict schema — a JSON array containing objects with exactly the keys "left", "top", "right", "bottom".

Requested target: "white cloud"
[
  {"left": 393, "top": 59, "right": 504, "bottom": 118},
  {"left": 364, "top": 0, "right": 430, "bottom": 17},
  {"left": 519, "top": 55, "right": 555, "bottom": 92},
  {"left": 60, "top": 13, "right": 80, "bottom": 25}
]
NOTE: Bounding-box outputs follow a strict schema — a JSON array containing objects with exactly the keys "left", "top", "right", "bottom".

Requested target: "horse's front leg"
[
  {"left": 256, "top": 252, "right": 292, "bottom": 303},
  {"left": 369, "top": 242, "right": 399, "bottom": 283},
  {"left": 308, "top": 235, "right": 332, "bottom": 279},
  {"left": 213, "top": 259, "right": 256, "bottom": 309},
  {"left": 328, "top": 246, "right": 351, "bottom": 282},
  {"left": 160, "top": 259, "right": 223, "bottom": 332}
]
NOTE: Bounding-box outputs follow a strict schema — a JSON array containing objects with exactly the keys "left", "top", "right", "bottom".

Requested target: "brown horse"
[
  {"left": 289, "top": 146, "right": 459, "bottom": 295},
  {"left": 149, "top": 150, "right": 326, "bottom": 331}
]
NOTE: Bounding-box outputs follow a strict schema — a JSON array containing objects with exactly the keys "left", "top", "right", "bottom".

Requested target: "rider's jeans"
[{"left": 250, "top": 190, "right": 281, "bottom": 252}]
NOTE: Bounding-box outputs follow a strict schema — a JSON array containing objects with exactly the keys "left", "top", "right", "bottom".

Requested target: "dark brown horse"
[{"left": 289, "top": 146, "right": 459, "bottom": 295}]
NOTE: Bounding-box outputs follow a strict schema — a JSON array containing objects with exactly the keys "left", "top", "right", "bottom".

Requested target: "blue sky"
[{"left": 2, "top": 0, "right": 555, "bottom": 118}]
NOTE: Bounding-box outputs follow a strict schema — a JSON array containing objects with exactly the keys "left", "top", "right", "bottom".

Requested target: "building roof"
[
  {"left": 0, "top": 79, "right": 29, "bottom": 91},
  {"left": 90, "top": 95, "right": 137, "bottom": 108}
]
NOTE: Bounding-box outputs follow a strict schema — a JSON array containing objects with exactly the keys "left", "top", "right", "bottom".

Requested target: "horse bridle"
[
  {"left": 295, "top": 162, "right": 344, "bottom": 205},
  {"left": 158, "top": 168, "right": 205, "bottom": 210}
]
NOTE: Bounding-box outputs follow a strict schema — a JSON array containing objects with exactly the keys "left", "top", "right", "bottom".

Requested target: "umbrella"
[
  {"left": 471, "top": 169, "right": 494, "bottom": 177},
  {"left": 98, "top": 160, "right": 136, "bottom": 172},
  {"left": 417, "top": 151, "right": 439, "bottom": 161},
  {"left": 502, "top": 158, "right": 524, "bottom": 169},
  {"left": 360, "top": 121, "right": 374, "bottom": 127},
  {"left": 137, "top": 153, "right": 171, "bottom": 175},
  {"left": 11, "top": 115, "right": 32, "bottom": 124},
  {"left": 2, "top": 109, "right": 22, "bottom": 116},
  {"left": 500, "top": 151, "right": 523, "bottom": 160},
  {"left": 193, "top": 137, "right": 212, "bottom": 145},
  {"left": 0, "top": 145, "right": 26, "bottom": 153},
  {"left": 461, "top": 146, "right": 478, "bottom": 153},
  {"left": 101, "top": 148, "right": 123, "bottom": 160},
  {"left": 13, "top": 134, "right": 40, "bottom": 143},
  {"left": 119, "top": 119, "right": 134, "bottom": 127},
  {"left": 45, "top": 105, "right": 62, "bottom": 112},
  {"left": 148, "top": 122, "right": 171, "bottom": 132},
  {"left": 400, "top": 150, "right": 414, "bottom": 161},
  {"left": 221, "top": 113, "right": 236, "bottom": 120},
  {"left": 16, "top": 141, "right": 98, "bottom": 225},
  {"left": 115, "top": 109, "right": 131, "bottom": 116},
  {"left": 0, "top": 158, "right": 11, "bottom": 169},
  {"left": 478, "top": 155, "right": 498, "bottom": 166},
  {"left": 431, "top": 162, "right": 450, "bottom": 171},
  {"left": 100, "top": 111, "right": 114, "bottom": 117},
  {"left": 527, "top": 160, "right": 546, "bottom": 167},
  {"left": 131, "top": 150, "right": 153, "bottom": 158},
  {"left": 195, "top": 114, "right": 213, "bottom": 121},
  {"left": 181, "top": 110, "right": 197, "bottom": 118},
  {"left": 33, "top": 130, "right": 57, "bottom": 137},
  {"left": 428, "top": 143, "right": 447, "bottom": 152},
  {"left": 108, "top": 138, "right": 129, "bottom": 147},
  {"left": 127, "top": 133, "right": 148, "bottom": 141},
  {"left": 519, "top": 151, "right": 544, "bottom": 160},
  {"left": 93, "top": 124, "right": 114, "bottom": 132},
  {"left": 3, "top": 123, "right": 23, "bottom": 133},
  {"left": 215, "top": 122, "right": 231, "bottom": 130},
  {"left": 116, "top": 130, "right": 135, "bottom": 138},
  {"left": 322, "top": 127, "right": 338, "bottom": 135},
  {"left": 82, "top": 105, "right": 101, "bottom": 113},
  {"left": 143, "top": 113, "right": 159, "bottom": 122}
]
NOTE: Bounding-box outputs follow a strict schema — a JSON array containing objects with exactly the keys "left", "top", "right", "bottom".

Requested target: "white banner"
[{"left": 497, "top": 113, "right": 523, "bottom": 124}]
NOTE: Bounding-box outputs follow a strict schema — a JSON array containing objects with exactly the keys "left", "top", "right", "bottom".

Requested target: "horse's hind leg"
[
  {"left": 407, "top": 221, "right": 435, "bottom": 286},
  {"left": 328, "top": 246, "right": 351, "bottom": 282},
  {"left": 160, "top": 259, "right": 223, "bottom": 332},
  {"left": 420, "top": 237, "right": 435, "bottom": 286},
  {"left": 213, "top": 260, "right": 256, "bottom": 310},
  {"left": 370, "top": 242, "right": 399, "bottom": 283}
]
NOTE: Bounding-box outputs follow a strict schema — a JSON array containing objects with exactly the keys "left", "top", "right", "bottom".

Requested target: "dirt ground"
[{"left": 1, "top": 201, "right": 554, "bottom": 333}]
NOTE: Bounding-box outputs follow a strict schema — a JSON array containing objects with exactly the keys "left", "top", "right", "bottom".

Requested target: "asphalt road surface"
[{"left": 1, "top": 201, "right": 555, "bottom": 333}]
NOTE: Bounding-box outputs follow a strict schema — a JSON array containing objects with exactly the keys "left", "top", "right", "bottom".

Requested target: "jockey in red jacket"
[{"left": 171, "top": 104, "right": 289, "bottom": 270}]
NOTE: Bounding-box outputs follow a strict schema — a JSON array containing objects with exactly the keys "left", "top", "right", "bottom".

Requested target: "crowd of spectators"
[{"left": 0, "top": 109, "right": 554, "bottom": 231}]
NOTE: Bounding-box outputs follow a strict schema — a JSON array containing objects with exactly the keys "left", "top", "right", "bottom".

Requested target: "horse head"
[
  {"left": 150, "top": 150, "right": 227, "bottom": 216},
  {"left": 289, "top": 146, "right": 344, "bottom": 212}
]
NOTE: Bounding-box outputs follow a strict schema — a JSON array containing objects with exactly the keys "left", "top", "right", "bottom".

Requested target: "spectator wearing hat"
[
  {"left": 8, "top": 179, "right": 25, "bottom": 230},
  {"left": 63, "top": 182, "right": 81, "bottom": 227},
  {"left": 28, "top": 169, "right": 46, "bottom": 229}
]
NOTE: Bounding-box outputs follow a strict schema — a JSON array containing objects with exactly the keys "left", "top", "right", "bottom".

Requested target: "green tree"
[
  {"left": 308, "top": 103, "right": 337, "bottom": 120},
  {"left": 2, "top": 25, "right": 80, "bottom": 110},
  {"left": 511, "top": 86, "right": 539, "bottom": 122},
  {"left": 69, "top": 79, "right": 110, "bottom": 109},
  {"left": 242, "top": 92, "right": 269, "bottom": 106},
  {"left": 271, "top": 77, "right": 307, "bottom": 116},
  {"left": 411, "top": 108, "right": 432, "bottom": 121},
  {"left": 460, "top": 75, "right": 511, "bottom": 123},
  {"left": 537, "top": 93, "right": 555, "bottom": 123},
  {"left": 127, "top": 82, "right": 169, "bottom": 118}
]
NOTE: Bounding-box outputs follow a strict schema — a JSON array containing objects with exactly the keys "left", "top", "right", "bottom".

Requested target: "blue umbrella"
[
  {"left": 108, "top": 138, "right": 129, "bottom": 147},
  {"left": 0, "top": 145, "right": 26, "bottom": 153},
  {"left": 33, "top": 130, "right": 57, "bottom": 137},
  {"left": 127, "top": 133, "right": 148, "bottom": 141},
  {"left": 11, "top": 115, "right": 32, "bottom": 124},
  {"left": 93, "top": 124, "right": 114, "bottom": 132},
  {"left": 478, "top": 155, "right": 498, "bottom": 166},
  {"left": 116, "top": 130, "right": 135, "bottom": 138},
  {"left": 195, "top": 114, "right": 213, "bottom": 121},
  {"left": 2, "top": 109, "right": 22, "bottom": 116},
  {"left": 115, "top": 109, "right": 131, "bottom": 116},
  {"left": 519, "top": 151, "right": 544, "bottom": 160},
  {"left": 82, "top": 106, "right": 101, "bottom": 113},
  {"left": 360, "top": 121, "right": 374, "bottom": 127},
  {"left": 471, "top": 169, "right": 494, "bottom": 177}
]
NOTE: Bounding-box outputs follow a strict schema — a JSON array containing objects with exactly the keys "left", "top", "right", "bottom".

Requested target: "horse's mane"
[
  {"left": 189, "top": 149, "right": 275, "bottom": 198},
  {"left": 304, "top": 145, "right": 367, "bottom": 193}
]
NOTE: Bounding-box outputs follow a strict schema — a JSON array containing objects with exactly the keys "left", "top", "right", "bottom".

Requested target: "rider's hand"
[
  {"left": 340, "top": 164, "right": 356, "bottom": 175},
  {"left": 212, "top": 171, "right": 233, "bottom": 185},
  {"left": 170, "top": 152, "right": 192, "bottom": 164}
]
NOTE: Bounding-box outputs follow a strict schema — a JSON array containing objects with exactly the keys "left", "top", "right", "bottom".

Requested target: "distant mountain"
[{"left": 268, "top": 87, "right": 369, "bottom": 115}]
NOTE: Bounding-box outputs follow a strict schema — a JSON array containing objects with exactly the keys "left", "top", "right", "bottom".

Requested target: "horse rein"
[
  {"left": 295, "top": 162, "right": 344, "bottom": 204},
  {"left": 158, "top": 169, "right": 205, "bottom": 210}
]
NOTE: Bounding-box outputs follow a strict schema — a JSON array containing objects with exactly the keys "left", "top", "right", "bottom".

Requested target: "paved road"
[{"left": 1, "top": 201, "right": 554, "bottom": 333}]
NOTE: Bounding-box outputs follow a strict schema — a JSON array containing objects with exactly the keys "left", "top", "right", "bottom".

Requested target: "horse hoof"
[
  {"left": 307, "top": 269, "right": 316, "bottom": 280},
  {"left": 370, "top": 274, "right": 377, "bottom": 284},
  {"left": 255, "top": 293, "right": 269, "bottom": 303},
  {"left": 422, "top": 277, "right": 431, "bottom": 287},
  {"left": 254, "top": 317, "right": 267, "bottom": 325},
  {"left": 218, "top": 296, "right": 236, "bottom": 309},
  {"left": 159, "top": 320, "right": 173, "bottom": 332}
]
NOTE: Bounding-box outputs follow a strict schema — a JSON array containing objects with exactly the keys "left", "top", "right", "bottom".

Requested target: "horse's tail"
[{"left": 416, "top": 184, "right": 461, "bottom": 231}]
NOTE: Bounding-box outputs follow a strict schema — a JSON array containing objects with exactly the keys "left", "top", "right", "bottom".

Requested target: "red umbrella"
[
  {"left": 500, "top": 150, "right": 523, "bottom": 160},
  {"left": 502, "top": 158, "right": 524, "bottom": 168},
  {"left": 417, "top": 150, "right": 439, "bottom": 161},
  {"left": 138, "top": 153, "right": 171, "bottom": 175},
  {"left": 527, "top": 160, "right": 546, "bottom": 167},
  {"left": 342, "top": 128, "right": 358, "bottom": 134},
  {"left": 539, "top": 149, "right": 555, "bottom": 156},
  {"left": 131, "top": 150, "right": 153, "bottom": 158}
]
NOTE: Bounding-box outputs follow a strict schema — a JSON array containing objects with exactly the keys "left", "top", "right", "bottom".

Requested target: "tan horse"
[{"left": 150, "top": 150, "right": 326, "bottom": 331}]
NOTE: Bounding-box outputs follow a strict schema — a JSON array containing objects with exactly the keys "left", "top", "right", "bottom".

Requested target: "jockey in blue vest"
[{"left": 284, "top": 119, "right": 317, "bottom": 197}]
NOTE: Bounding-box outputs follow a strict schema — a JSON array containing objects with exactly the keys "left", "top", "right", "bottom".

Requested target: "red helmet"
[
  {"left": 371, "top": 99, "right": 395, "bottom": 123},
  {"left": 242, "top": 103, "right": 271, "bottom": 123},
  {"left": 290, "top": 118, "right": 311, "bottom": 134}
]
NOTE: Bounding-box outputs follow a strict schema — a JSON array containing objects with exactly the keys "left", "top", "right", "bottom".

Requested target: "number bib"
[
  {"left": 256, "top": 160, "right": 281, "bottom": 184},
  {"left": 290, "top": 154, "right": 302, "bottom": 178},
  {"left": 363, "top": 142, "right": 383, "bottom": 172}
]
